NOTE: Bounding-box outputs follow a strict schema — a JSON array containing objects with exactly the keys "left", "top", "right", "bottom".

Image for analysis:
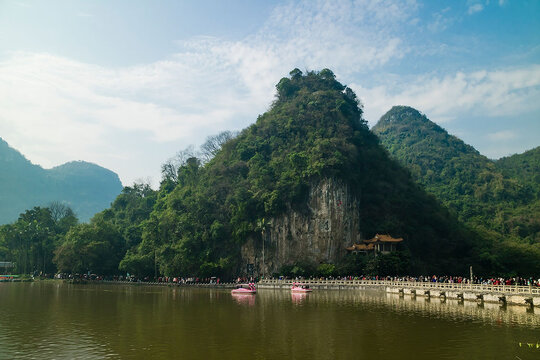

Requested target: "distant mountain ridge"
[
  {"left": 0, "top": 137, "right": 123, "bottom": 224},
  {"left": 372, "top": 106, "right": 539, "bottom": 245}
]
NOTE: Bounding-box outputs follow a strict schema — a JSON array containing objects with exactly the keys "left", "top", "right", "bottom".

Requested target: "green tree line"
[
  {"left": 2, "top": 70, "right": 537, "bottom": 279},
  {"left": 373, "top": 106, "right": 540, "bottom": 276}
]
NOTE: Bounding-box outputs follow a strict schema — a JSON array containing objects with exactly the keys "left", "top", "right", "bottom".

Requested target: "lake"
[{"left": 1, "top": 282, "right": 539, "bottom": 359}]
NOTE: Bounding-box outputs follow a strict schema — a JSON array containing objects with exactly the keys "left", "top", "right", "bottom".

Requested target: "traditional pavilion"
[{"left": 346, "top": 234, "right": 403, "bottom": 255}]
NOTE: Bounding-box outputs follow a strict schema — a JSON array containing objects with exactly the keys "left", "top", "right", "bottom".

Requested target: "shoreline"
[{"left": 12, "top": 278, "right": 540, "bottom": 308}]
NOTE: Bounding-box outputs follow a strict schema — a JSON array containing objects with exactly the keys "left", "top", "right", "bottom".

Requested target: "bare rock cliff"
[{"left": 241, "top": 178, "right": 361, "bottom": 275}]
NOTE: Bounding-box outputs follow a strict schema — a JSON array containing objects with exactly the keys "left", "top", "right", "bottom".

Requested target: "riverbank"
[
  {"left": 100, "top": 280, "right": 239, "bottom": 289},
  {"left": 16, "top": 277, "right": 540, "bottom": 308},
  {"left": 0, "top": 275, "right": 34, "bottom": 282}
]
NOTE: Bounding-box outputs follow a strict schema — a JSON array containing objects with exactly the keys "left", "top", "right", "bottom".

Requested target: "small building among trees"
[{"left": 346, "top": 234, "right": 403, "bottom": 255}]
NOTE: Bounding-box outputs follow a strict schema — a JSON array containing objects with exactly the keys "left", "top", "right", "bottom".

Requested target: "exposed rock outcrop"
[{"left": 241, "top": 178, "right": 360, "bottom": 275}]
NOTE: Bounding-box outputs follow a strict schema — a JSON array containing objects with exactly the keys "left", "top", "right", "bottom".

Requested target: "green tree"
[
  {"left": 316, "top": 263, "right": 336, "bottom": 277},
  {"left": 54, "top": 220, "right": 123, "bottom": 274},
  {"left": 0, "top": 205, "right": 78, "bottom": 274}
]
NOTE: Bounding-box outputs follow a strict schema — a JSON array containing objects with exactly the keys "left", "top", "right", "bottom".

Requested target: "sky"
[{"left": 0, "top": 0, "right": 539, "bottom": 187}]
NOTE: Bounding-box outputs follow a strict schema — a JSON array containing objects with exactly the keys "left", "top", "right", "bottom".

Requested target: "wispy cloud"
[
  {"left": 0, "top": 0, "right": 420, "bottom": 185},
  {"left": 0, "top": 51, "right": 265, "bottom": 185},
  {"left": 427, "top": 7, "right": 454, "bottom": 32},
  {"left": 352, "top": 65, "right": 540, "bottom": 125},
  {"left": 76, "top": 12, "right": 93, "bottom": 18},
  {"left": 486, "top": 130, "right": 518, "bottom": 141},
  {"left": 468, "top": 4, "right": 484, "bottom": 15},
  {"left": 0, "top": 0, "right": 537, "bottom": 185},
  {"left": 13, "top": 2, "right": 31, "bottom": 8}
]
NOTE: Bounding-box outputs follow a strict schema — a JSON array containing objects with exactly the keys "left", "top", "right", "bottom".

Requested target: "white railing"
[{"left": 259, "top": 279, "right": 540, "bottom": 295}]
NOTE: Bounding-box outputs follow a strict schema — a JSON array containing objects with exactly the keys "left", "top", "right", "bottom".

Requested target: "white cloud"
[
  {"left": 352, "top": 65, "right": 540, "bottom": 126},
  {"left": 486, "top": 130, "right": 517, "bottom": 141},
  {"left": 468, "top": 4, "right": 484, "bottom": 15},
  {"left": 428, "top": 7, "right": 454, "bottom": 33},
  {"left": 0, "top": 0, "right": 537, "bottom": 186},
  {"left": 255, "top": 0, "right": 416, "bottom": 73},
  {"left": 0, "top": 51, "right": 266, "bottom": 186},
  {"left": 0, "top": 0, "right": 419, "bottom": 186}
]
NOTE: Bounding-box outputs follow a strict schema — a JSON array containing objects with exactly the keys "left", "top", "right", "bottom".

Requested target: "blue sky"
[{"left": 0, "top": 0, "right": 539, "bottom": 186}]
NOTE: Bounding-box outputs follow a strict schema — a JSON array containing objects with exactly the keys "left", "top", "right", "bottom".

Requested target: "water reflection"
[
  {"left": 231, "top": 293, "right": 256, "bottom": 306},
  {"left": 260, "top": 288, "right": 540, "bottom": 327},
  {"left": 1, "top": 283, "right": 539, "bottom": 360},
  {"left": 383, "top": 292, "right": 540, "bottom": 328},
  {"left": 291, "top": 292, "right": 309, "bottom": 305}
]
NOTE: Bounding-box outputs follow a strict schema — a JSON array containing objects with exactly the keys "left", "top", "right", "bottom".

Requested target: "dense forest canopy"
[
  {"left": 373, "top": 106, "right": 540, "bottom": 275},
  {"left": 496, "top": 146, "right": 540, "bottom": 198},
  {"left": 0, "top": 204, "right": 77, "bottom": 275},
  {"left": 88, "top": 69, "right": 476, "bottom": 277},
  {"left": 1, "top": 71, "right": 538, "bottom": 278}
]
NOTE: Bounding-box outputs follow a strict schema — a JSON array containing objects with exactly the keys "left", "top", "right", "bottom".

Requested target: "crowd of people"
[
  {"left": 49, "top": 273, "right": 540, "bottom": 287},
  {"left": 288, "top": 275, "right": 540, "bottom": 287}
]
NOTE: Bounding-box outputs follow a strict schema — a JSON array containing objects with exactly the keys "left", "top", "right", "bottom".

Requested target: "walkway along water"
[
  {"left": 258, "top": 279, "right": 540, "bottom": 307},
  {"left": 75, "top": 278, "right": 540, "bottom": 307}
]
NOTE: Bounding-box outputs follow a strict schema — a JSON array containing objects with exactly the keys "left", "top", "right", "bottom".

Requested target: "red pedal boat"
[{"left": 291, "top": 282, "right": 313, "bottom": 293}]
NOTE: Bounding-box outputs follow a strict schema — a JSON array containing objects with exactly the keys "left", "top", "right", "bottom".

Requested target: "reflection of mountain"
[{"left": 0, "top": 137, "right": 123, "bottom": 223}]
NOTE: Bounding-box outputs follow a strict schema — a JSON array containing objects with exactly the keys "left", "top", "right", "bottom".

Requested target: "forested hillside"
[
  {"left": 0, "top": 138, "right": 123, "bottom": 223},
  {"left": 496, "top": 146, "right": 540, "bottom": 196},
  {"left": 4, "top": 71, "right": 537, "bottom": 278},
  {"left": 495, "top": 146, "right": 540, "bottom": 246},
  {"left": 372, "top": 106, "right": 540, "bottom": 274},
  {"left": 81, "top": 69, "right": 474, "bottom": 278}
]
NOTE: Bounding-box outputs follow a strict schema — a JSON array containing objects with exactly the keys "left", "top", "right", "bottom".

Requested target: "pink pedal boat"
[
  {"left": 231, "top": 283, "right": 257, "bottom": 294},
  {"left": 291, "top": 282, "right": 312, "bottom": 293}
]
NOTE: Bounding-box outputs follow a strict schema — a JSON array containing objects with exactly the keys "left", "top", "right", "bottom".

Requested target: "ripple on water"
[{"left": 1, "top": 283, "right": 540, "bottom": 360}]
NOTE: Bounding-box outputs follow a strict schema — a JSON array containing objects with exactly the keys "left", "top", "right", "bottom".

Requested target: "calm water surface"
[{"left": 1, "top": 282, "right": 539, "bottom": 359}]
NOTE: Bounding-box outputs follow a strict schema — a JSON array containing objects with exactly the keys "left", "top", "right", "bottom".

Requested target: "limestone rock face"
[{"left": 241, "top": 178, "right": 361, "bottom": 275}]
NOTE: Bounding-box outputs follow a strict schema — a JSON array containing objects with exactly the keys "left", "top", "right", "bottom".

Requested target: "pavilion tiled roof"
[
  {"left": 364, "top": 234, "right": 403, "bottom": 243},
  {"left": 346, "top": 234, "right": 403, "bottom": 251}
]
